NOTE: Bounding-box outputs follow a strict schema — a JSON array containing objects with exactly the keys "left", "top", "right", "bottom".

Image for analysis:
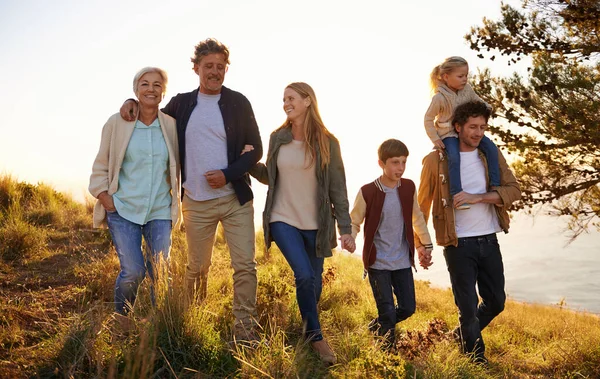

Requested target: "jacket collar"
[{"left": 374, "top": 177, "right": 401, "bottom": 192}]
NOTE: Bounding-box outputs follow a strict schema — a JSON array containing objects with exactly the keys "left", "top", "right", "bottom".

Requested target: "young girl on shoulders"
[{"left": 424, "top": 56, "right": 500, "bottom": 210}]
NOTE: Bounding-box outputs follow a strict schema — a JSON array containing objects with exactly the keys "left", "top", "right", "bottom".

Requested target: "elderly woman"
[
  {"left": 89, "top": 67, "right": 180, "bottom": 321},
  {"left": 250, "top": 82, "right": 355, "bottom": 364}
]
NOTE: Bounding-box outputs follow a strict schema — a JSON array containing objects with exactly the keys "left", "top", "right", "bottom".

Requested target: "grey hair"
[{"left": 133, "top": 67, "right": 168, "bottom": 96}]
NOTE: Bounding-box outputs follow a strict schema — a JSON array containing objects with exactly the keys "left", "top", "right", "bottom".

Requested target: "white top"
[
  {"left": 270, "top": 140, "right": 318, "bottom": 230},
  {"left": 455, "top": 150, "right": 501, "bottom": 237},
  {"left": 183, "top": 92, "right": 234, "bottom": 201}
]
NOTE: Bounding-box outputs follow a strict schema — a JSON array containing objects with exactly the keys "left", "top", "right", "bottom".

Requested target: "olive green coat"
[{"left": 250, "top": 126, "right": 352, "bottom": 258}]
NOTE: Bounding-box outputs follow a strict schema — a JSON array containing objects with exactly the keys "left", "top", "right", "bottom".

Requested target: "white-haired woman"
[{"left": 89, "top": 67, "right": 180, "bottom": 321}]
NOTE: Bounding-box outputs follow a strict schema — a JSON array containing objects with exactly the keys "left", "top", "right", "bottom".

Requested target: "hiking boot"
[
  {"left": 311, "top": 338, "right": 337, "bottom": 365},
  {"left": 112, "top": 312, "right": 132, "bottom": 335}
]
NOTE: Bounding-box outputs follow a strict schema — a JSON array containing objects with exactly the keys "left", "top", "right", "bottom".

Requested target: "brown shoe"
[
  {"left": 233, "top": 323, "right": 261, "bottom": 346},
  {"left": 311, "top": 339, "right": 337, "bottom": 365},
  {"left": 112, "top": 313, "right": 132, "bottom": 335}
]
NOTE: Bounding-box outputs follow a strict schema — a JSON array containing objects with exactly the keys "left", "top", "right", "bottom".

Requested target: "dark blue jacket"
[{"left": 162, "top": 86, "right": 263, "bottom": 205}]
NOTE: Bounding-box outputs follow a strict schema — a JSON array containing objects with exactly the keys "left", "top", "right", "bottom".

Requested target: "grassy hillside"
[{"left": 1, "top": 175, "right": 599, "bottom": 378}]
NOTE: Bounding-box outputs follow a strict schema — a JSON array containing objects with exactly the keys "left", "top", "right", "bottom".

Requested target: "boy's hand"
[
  {"left": 339, "top": 234, "right": 356, "bottom": 253},
  {"left": 417, "top": 246, "right": 433, "bottom": 269},
  {"left": 433, "top": 139, "right": 445, "bottom": 150}
]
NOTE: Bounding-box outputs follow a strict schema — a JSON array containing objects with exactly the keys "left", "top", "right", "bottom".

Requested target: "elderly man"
[
  {"left": 121, "top": 38, "right": 262, "bottom": 342},
  {"left": 417, "top": 101, "right": 520, "bottom": 364}
]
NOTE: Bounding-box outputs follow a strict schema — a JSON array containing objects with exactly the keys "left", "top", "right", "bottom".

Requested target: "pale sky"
[
  {"left": 1, "top": 0, "right": 519, "bottom": 203},
  {"left": 2, "top": 0, "right": 600, "bottom": 312}
]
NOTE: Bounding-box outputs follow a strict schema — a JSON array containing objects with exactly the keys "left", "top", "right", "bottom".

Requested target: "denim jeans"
[
  {"left": 107, "top": 211, "right": 172, "bottom": 315},
  {"left": 443, "top": 136, "right": 501, "bottom": 196},
  {"left": 443, "top": 233, "right": 506, "bottom": 360},
  {"left": 367, "top": 267, "right": 416, "bottom": 342},
  {"left": 270, "top": 221, "right": 324, "bottom": 341}
]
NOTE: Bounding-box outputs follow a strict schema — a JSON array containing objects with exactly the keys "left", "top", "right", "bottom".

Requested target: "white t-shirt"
[{"left": 455, "top": 150, "right": 501, "bottom": 237}]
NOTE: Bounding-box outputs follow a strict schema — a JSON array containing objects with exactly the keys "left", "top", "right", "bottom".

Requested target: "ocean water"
[{"left": 350, "top": 213, "right": 600, "bottom": 314}]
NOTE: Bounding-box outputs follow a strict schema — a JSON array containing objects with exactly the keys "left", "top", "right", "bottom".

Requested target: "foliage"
[
  {"left": 466, "top": 0, "right": 600, "bottom": 239},
  {"left": 2, "top": 176, "right": 600, "bottom": 378}
]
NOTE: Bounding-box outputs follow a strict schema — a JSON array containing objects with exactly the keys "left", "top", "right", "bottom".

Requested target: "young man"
[
  {"left": 350, "top": 139, "right": 433, "bottom": 348},
  {"left": 418, "top": 101, "right": 521, "bottom": 364},
  {"left": 121, "top": 38, "right": 263, "bottom": 342}
]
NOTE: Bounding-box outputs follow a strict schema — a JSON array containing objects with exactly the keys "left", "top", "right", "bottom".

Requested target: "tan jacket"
[
  {"left": 89, "top": 112, "right": 181, "bottom": 229},
  {"left": 417, "top": 149, "right": 520, "bottom": 247},
  {"left": 424, "top": 83, "right": 483, "bottom": 143}
]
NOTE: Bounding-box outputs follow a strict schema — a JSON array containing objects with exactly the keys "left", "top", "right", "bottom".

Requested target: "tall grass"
[{"left": 1, "top": 175, "right": 600, "bottom": 378}]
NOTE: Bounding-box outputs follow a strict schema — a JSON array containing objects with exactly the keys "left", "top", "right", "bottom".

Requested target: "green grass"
[{"left": 1, "top": 174, "right": 600, "bottom": 378}]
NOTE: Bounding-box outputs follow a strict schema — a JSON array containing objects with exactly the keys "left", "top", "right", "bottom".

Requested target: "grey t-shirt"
[
  {"left": 371, "top": 183, "right": 411, "bottom": 270},
  {"left": 183, "top": 92, "right": 234, "bottom": 201}
]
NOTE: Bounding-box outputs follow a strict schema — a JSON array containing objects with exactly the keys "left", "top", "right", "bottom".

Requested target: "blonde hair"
[
  {"left": 278, "top": 82, "right": 332, "bottom": 169},
  {"left": 429, "top": 56, "right": 468, "bottom": 91},
  {"left": 133, "top": 67, "right": 168, "bottom": 96}
]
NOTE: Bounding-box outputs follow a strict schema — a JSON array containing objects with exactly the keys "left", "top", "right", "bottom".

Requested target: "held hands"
[
  {"left": 120, "top": 99, "right": 138, "bottom": 122},
  {"left": 98, "top": 191, "right": 116, "bottom": 212},
  {"left": 339, "top": 234, "right": 356, "bottom": 253},
  {"left": 417, "top": 246, "right": 433, "bottom": 270},
  {"left": 204, "top": 170, "right": 227, "bottom": 189}
]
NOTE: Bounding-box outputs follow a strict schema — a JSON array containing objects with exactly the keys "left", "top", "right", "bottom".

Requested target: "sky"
[{"left": 2, "top": 0, "right": 599, "bottom": 311}]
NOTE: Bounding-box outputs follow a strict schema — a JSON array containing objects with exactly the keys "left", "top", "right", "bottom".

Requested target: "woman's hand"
[
  {"left": 433, "top": 139, "right": 445, "bottom": 150},
  {"left": 339, "top": 234, "right": 356, "bottom": 253},
  {"left": 98, "top": 191, "right": 116, "bottom": 212}
]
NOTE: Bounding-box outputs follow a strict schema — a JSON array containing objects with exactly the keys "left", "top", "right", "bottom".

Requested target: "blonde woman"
[
  {"left": 89, "top": 67, "right": 180, "bottom": 320},
  {"left": 250, "top": 82, "right": 355, "bottom": 364}
]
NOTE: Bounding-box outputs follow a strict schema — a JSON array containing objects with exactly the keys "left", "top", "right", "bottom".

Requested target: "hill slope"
[{"left": 1, "top": 175, "right": 599, "bottom": 378}]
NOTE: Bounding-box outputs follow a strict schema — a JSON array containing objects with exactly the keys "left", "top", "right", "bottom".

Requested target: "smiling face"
[
  {"left": 194, "top": 52, "right": 228, "bottom": 95},
  {"left": 379, "top": 156, "right": 407, "bottom": 184},
  {"left": 283, "top": 87, "right": 310, "bottom": 124},
  {"left": 456, "top": 115, "right": 488, "bottom": 152},
  {"left": 442, "top": 64, "right": 469, "bottom": 92},
  {"left": 135, "top": 71, "right": 164, "bottom": 109}
]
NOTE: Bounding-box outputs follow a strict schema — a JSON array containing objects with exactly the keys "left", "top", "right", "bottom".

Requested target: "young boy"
[{"left": 350, "top": 139, "right": 434, "bottom": 347}]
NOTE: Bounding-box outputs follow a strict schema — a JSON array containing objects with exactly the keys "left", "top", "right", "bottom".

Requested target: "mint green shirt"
[{"left": 113, "top": 118, "right": 172, "bottom": 225}]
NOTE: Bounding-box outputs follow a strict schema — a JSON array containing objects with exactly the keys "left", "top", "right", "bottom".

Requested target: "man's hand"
[
  {"left": 98, "top": 191, "right": 116, "bottom": 212},
  {"left": 120, "top": 99, "right": 138, "bottom": 121},
  {"left": 339, "top": 234, "right": 356, "bottom": 253},
  {"left": 240, "top": 144, "right": 254, "bottom": 155},
  {"left": 453, "top": 191, "right": 482, "bottom": 209},
  {"left": 417, "top": 246, "right": 433, "bottom": 270},
  {"left": 204, "top": 170, "right": 226, "bottom": 189},
  {"left": 433, "top": 139, "right": 445, "bottom": 150}
]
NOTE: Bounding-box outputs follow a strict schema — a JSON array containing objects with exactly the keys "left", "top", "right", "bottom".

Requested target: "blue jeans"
[
  {"left": 107, "top": 211, "right": 172, "bottom": 315},
  {"left": 270, "top": 222, "right": 324, "bottom": 341},
  {"left": 367, "top": 267, "right": 416, "bottom": 342},
  {"left": 443, "top": 233, "right": 505, "bottom": 360},
  {"left": 443, "top": 136, "right": 501, "bottom": 196}
]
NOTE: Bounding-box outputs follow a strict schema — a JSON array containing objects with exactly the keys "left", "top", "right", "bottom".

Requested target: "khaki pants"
[{"left": 182, "top": 193, "right": 257, "bottom": 327}]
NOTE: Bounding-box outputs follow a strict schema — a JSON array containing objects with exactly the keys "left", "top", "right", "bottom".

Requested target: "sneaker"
[
  {"left": 367, "top": 318, "right": 380, "bottom": 334},
  {"left": 311, "top": 339, "right": 337, "bottom": 365}
]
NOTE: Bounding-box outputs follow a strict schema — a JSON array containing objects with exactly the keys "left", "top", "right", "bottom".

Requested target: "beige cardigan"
[
  {"left": 423, "top": 83, "right": 483, "bottom": 143},
  {"left": 88, "top": 112, "right": 181, "bottom": 229}
]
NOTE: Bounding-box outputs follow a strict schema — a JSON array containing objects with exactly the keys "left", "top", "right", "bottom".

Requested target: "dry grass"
[{"left": 1, "top": 174, "right": 600, "bottom": 378}]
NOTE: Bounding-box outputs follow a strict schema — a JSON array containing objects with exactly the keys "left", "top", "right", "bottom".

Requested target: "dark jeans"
[
  {"left": 367, "top": 267, "right": 416, "bottom": 342},
  {"left": 270, "top": 222, "right": 324, "bottom": 341},
  {"left": 443, "top": 136, "right": 501, "bottom": 196},
  {"left": 106, "top": 211, "right": 172, "bottom": 315},
  {"left": 443, "top": 233, "right": 506, "bottom": 360}
]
